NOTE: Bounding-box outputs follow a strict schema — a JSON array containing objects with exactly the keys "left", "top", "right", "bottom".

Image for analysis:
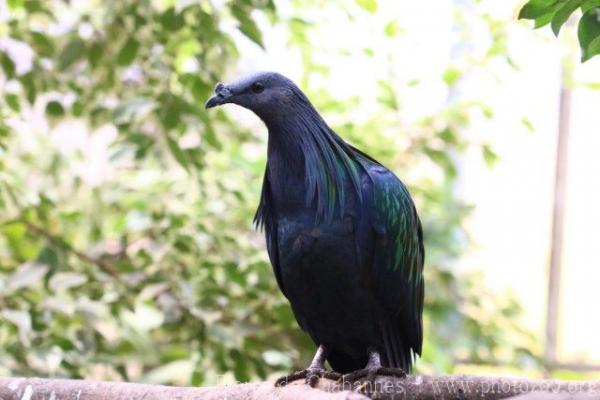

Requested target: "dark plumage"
[{"left": 206, "top": 72, "right": 424, "bottom": 380}]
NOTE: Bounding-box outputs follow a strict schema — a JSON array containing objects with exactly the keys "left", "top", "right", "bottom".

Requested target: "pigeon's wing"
[
  {"left": 366, "top": 164, "right": 424, "bottom": 370},
  {"left": 254, "top": 169, "right": 286, "bottom": 297},
  {"left": 264, "top": 217, "right": 285, "bottom": 297}
]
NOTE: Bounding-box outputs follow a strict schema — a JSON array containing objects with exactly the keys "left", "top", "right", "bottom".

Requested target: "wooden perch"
[{"left": 1, "top": 375, "right": 599, "bottom": 400}]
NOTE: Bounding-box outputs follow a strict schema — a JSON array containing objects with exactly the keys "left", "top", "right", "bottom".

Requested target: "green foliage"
[
  {"left": 519, "top": 0, "right": 600, "bottom": 61},
  {"left": 231, "top": 3, "right": 266, "bottom": 49},
  {"left": 0, "top": 0, "right": 538, "bottom": 385},
  {"left": 0, "top": 0, "right": 290, "bottom": 384},
  {"left": 355, "top": 0, "right": 378, "bottom": 13}
]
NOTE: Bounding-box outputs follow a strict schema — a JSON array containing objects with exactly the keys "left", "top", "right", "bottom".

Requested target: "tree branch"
[
  {"left": 21, "top": 220, "right": 119, "bottom": 277},
  {"left": 1, "top": 375, "right": 599, "bottom": 400}
]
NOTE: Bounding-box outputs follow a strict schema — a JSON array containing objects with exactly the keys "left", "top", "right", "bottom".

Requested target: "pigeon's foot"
[
  {"left": 339, "top": 366, "right": 406, "bottom": 383},
  {"left": 275, "top": 345, "right": 340, "bottom": 387},
  {"left": 337, "top": 349, "right": 408, "bottom": 394},
  {"left": 275, "top": 368, "right": 342, "bottom": 387}
]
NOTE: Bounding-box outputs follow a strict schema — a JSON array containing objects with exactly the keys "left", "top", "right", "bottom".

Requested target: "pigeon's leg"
[
  {"left": 338, "top": 350, "right": 406, "bottom": 393},
  {"left": 275, "top": 345, "right": 341, "bottom": 387}
]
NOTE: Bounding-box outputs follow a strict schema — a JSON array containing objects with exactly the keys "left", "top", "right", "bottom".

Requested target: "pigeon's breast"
[{"left": 275, "top": 213, "right": 380, "bottom": 354}]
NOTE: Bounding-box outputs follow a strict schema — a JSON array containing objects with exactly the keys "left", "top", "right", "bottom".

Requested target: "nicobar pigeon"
[{"left": 206, "top": 72, "right": 424, "bottom": 386}]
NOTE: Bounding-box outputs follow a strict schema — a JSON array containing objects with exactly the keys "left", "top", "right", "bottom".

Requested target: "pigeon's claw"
[
  {"left": 308, "top": 368, "right": 342, "bottom": 387},
  {"left": 275, "top": 368, "right": 341, "bottom": 388}
]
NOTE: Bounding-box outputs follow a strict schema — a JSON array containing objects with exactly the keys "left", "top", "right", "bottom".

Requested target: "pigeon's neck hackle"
[{"left": 255, "top": 88, "right": 374, "bottom": 228}]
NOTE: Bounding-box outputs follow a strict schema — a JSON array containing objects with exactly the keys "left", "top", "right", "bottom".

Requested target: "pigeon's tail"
[
  {"left": 381, "top": 319, "right": 417, "bottom": 372},
  {"left": 327, "top": 350, "right": 367, "bottom": 374}
]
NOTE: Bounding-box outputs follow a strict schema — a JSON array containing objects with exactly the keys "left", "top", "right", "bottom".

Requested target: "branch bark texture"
[{"left": 1, "top": 375, "right": 599, "bottom": 400}]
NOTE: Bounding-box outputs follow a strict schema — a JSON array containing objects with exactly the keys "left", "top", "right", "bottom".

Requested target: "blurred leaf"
[
  {"left": 480, "top": 104, "right": 494, "bottom": 119},
  {"left": 49, "top": 272, "right": 87, "bottom": 291},
  {"left": 122, "top": 304, "right": 164, "bottom": 332},
  {"left": 521, "top": 0, "right": 600, "bottom": 61},
  {"left": 1, "top": 222, "right": 37, "bottom": 259},
  {"left": 551, "top": 0, "right": 583, "bottom": 35},
  {"left": 117, "top": 37, "right": 140, "bottom": 66},
  {"left": 518, "top": 0, "right": 561, "bottom": 20},
  {"left": 384, "top": 19, "right": 401, "bottom": 37},
  {"left": 59, "top": 38, "right": 85, "bottom": 69},
  {"left": 166, "top": 136, "right": 190, "bottom": 170},
  {"left": 46, "top": 100, "right": 65, "bottom": 117},
  {"left": 377, "top": 80, "right": 399, "bottom": 110},
  {"left": 160, "top": 7, "right": 184, "bottom": 31},
  {"left": 72, "top": 101, "right": 84, "bottom": 116},
  {"left": 1, "top": 52, "right": 16, "bottom": 79},
  {"left": 143, "top": 360, "right": 193, "bottom": 384},
  {"left": 482, "top": 144, "right": 499, "bottom": 167},
  {"left": 20, "top": 73, "right": 37, "bottom": 103},
  {"left": 23, "top": 0, "right": 49, "bottom": 14},
  {"left": 579, "top": 8, "right": 600, "bottom": 61},
  {"left": 113, "top": 98, "right": 156, "bottom": 124},
  {"left": 162, "top": 102, "right": 181, "bottom": 130},
  {"left": 5, "top": 94, "right": 20, "bottom": 112},
  {"left": 534, "top": 11, "right": 556, "bottom": 28},
  {"left": 7, "top": 0, "right": 24, "bottom": 9},
  {"left": 424, "top": 148, "right": 457, "bottom": 179},
  {"left": 5, "top": 262, "right": 49, "bottom": 292},
  {"left": 231, "top": 4, "right": 265, "bottom": 48},
  {"left": 30, "top": 32, "right": 55, "bottom": 57},
  {"left": 582, "top": 0, "right": 600, "bottom": 13},
  {"left": 443, "top": 67, "right": 462, "bottom": 87},
  {"left": 127, "top": 132, "right": 155, "bottom": 159},
  {"left": 587, "top": 34, "right": 600, "bottom": 58},
  {"left": 232, "top": 349, "right": 251, "bottom": 382},
  {"left": 355, "top": 0, "right": 378, "bottom": 13},
  {"left": 188, "top": 76, "right": 211, "bottom": 102},
  {"left": 438, "top": 128, "right": 459, "bottom": 145},
  {"left": 88, "top": 42, "right": 103, "bottom": 67},
  {"left": 202, "top": 121, "right": 221, "bottom": 150},
  {"left": 262, "top": 350, "right": 292, "bottom": 367},
  {"left": 37, "top": 246, "right": 60, "bottom": 269},
  {"left": 521, "top": 117, "right": 535, "bottom": 133},
  {"left": 1, "top": 310, "right": 32, "bottom": 337}
]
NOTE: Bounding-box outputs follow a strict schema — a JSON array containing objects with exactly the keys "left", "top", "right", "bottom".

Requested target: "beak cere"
[{"left": 205, "top": 82, "right": 232, "bottom": 109}]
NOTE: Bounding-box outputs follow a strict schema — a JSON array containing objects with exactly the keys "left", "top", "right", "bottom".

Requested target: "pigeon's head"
[{"left": 205, "top": 72, "right": 303, "bottom": 120}]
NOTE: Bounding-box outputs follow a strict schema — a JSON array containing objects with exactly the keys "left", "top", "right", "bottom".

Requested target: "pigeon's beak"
[{"left": 205, "top": 82, "right": 232, "bottom": 109}]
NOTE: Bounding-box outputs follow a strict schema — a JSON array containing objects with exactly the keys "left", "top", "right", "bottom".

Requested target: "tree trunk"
[{"left": 0, "top": 375, "right": 598, "bottom": 400}]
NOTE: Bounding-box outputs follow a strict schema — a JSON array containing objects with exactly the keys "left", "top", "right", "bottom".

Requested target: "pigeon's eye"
[{"left": 251, "top": 82, "right": 265, "bottom": 94}]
